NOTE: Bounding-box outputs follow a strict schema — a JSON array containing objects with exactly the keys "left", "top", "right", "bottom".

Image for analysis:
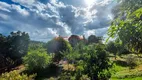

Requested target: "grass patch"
[
  {"left": 111, "top": 61, "right": 142, "bottom": 80},
  {"left": 111, "top": 77, "right": 142, "bottom": 80}
]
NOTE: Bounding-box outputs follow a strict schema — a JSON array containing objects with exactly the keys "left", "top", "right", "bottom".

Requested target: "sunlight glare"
[{"left": 84, "top": 0, "right": 95, "bottom": 6}]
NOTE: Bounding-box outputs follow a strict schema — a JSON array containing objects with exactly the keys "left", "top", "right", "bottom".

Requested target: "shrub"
[
  {"left": 80, "top": 75, "right": 90, "bottom": 80},
  {"left": 98, "top": 69, "right": 112, "bottom": 80},
  {"left": 62, "top": 64, "right": 75, "bottom": 71},
  {"left": 80, "top": 44, "right": 113, "bottom": 80},
  {"left": 58, "top": 72, "right": 75, "bottom": 80},
  {"left": 125, "top": 54, "right": 138, "bottom": 69},
  {"left": 62, "top": 44, "right": 113, "bottom": 80},
  {"left": 23, "top": 50, "right": 52, "bottom": 73},
  {"left": 48, "top": 77, "right": 56, "bottom": 80},
  {"left": 47, "top": 37, "right": 72, "bottom": 62},
  {"left": 0, "top": 70, "right": 36, "bottom": 80}
]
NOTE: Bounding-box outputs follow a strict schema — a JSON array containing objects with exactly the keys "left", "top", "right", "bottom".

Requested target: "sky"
[{"left": 0, "top": 0, "right": 117, "bottom": 42}]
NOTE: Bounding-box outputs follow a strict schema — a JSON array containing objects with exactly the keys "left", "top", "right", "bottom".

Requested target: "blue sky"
[{"left": 0, "top": 0, "right": 116, "bottom": 42}]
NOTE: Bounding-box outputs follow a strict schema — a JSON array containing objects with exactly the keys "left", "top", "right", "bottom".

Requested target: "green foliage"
[
  {"left": 88, "top": 35, "right": 102, "bottom": 44},
  {"left": 106, "top": 41, "right": 118, "bottom": 55},
  {"left": 23, "top": 50, "right": 52, "bottom": 73},
  {"left": 80, "top": 75, "right": 90, "bottom": 80},
  {"left": 0, "top": 70, "right": 36, "bottom": 80},
  {"left": 63, "top": 43, "right": 113, "bottom": 80},
  {"left": 109, "top": 0, "right": 142, "bottom": 53},
  {"left": 118, "top": 0, "right": 142, "bottom": 12},
  {"left": 82, "top": 44, "right": 113, "bottom": 80},
  {"left": 74, "top": 41, "right": 87, "bottom": 53},
  {"left": 58, "top": 72, "right": 75, "bottom": 80},
  {"left": 112, "top": 56, "right": 142, "bottom": 79},
  {"left": 0, "top": 31, "right": 30, "bottom": 72},
  {"left": 8, "top": 31, "right": 30, "bottom": 60},
  {"left": 112, "top": 63, "right": 142, "bottom": 79},
  {"left": 109, "top": 5, "right": 142, "bottom": 53},
  {"left": 63, "top": 49, "right": 81, "bottom": 63},
  {"left": 48, "top": 77, "right": 56, "bottom": 80},
  {"left": 106, "top": 38, "right": 129, "bottom": 57},
  {"left": 0, "top": 34, "right": 7, "bottom": 55},
  {"left": 28, "top": 41, "right": 46, "bottom": 51},
  {"left": 47, "top": 37, "right": 72, "bottom": 62},
  {"left": 112, "top": 0, "right": 142, "bottom": 19},
  {"left": 0, "top": 31, "right": 29, "bottom": 61}
]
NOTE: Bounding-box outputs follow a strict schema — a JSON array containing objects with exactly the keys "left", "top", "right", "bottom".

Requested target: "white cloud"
[
  {"left": 11, "top": 5, "right": 29, "bottom": 16},
  {"left": 0, "top": 1, "right": 11, "bottom": 12},
  {"left": 84, "top": 29, "right": 96, "bottom": 38},
  {"left": 12, "top": 0, "right": 35, "bottom": 5},
  {"left": 0, "top": 0, "right": 117, "bottom": 42},
  {"left": 0, "top": 13, "right": 9, "bottom": 20}
]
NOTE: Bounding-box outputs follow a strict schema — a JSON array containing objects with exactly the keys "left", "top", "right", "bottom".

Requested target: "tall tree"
[
  {"left": 108, "top": 0, "right": 142, "bottom": 53},
  {"left": 0, "top": 31, "right": 30, "bottom": 71},
  {"left": 8, "top": 31, "right": 30, "bottom": 62}
]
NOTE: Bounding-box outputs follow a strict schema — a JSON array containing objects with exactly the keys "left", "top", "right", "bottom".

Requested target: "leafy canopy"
[{"left": 108, "top": 0, "right": 142, "bottom": 53}]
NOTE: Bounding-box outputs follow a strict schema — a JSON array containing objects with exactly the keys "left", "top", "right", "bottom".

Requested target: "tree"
[
  {"left": 118, "top": 0, "right": 142, "bottom": 12},
  {"left": 8, "top": 31, "right": 30, "bottom": 62},
  {"left": 106, "top": 41, "right": 118, "bottom": 58},
  {"left": 0, "top": 34, "right": 8, "bottom": 56},
  {"left": 0, "top": 31, "right": 30, "bottom": 72},
  {"left": 88, "top": 35, "right": 102, "bottom": 44},
  {"left": 62, "top": 43, "right": 113, "bottom": 80},
  {"left": 112, "top": 0, "right": 142, "bottom": 19},
  {"left": 75, "top": 44, "right": 113, "bottom": 80},
  {"left": 47, "top": 36, "right": 72, "bottom": 62},
  {"left": 0, "top": 31, "right": 30, "bottom": 65},
  {"left": 28, "top": 41, "right": 46, "bottom": 52},
  {"left": 108, "top": 0, "right": 142, "bottom": 54}
]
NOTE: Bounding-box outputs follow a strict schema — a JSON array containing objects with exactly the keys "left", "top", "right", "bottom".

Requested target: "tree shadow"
[{"left": 114, "top": 60, "right": 128, "bottom": 67}]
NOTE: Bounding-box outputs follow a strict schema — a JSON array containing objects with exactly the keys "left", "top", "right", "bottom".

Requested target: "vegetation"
[
  {"left": 0, "top": 31, "right": 29, "bottom": 62},
  {"left": 0, "top": 31, "right": 29, "bottom": 73},
  {"left": 47, "top": 36, "right": 72, "bottom": 62},
  {"left": 61, "top": 43, "right": 113, "bottom": 80},
  {"left": 88, "top": 35, "right": 102, "bottom": 44},
  {"left": 23, "top": 50, "right": 52, "bottom": 73},
  {"left": 0, "top": 0, "right": 142, "bottom": 80},
  {"left": 109, "top": 0, "right": 142, "bottom": 54},
  {"left": 0, "top": 70, "right": 36, "bottom": 80},
  {"left": 125, "top": 54, "right": 139, "bottom": 69}
]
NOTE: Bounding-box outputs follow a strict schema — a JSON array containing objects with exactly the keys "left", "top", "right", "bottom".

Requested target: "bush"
[
  {"left": 47, "top": 37, "right": 72, "bottom": 62},
  {"left": 48, "top": 77, "right": 56, "bottom": 80},
  {"left": 62, "top": 44, "right": 113, "bottom": 80},
  {"left": 0, "top": 70, "right": 36, "bottom": 80},
  {"left": 23, "top": 50, "right": 52, "bottom": 73},
  {"left": 58, "top": 72, "right": 75, "bottom": 80},
  {"left": 80, "top": 44, "right": 113, "bottom": 80},
  {"left": 125, "top": 54, "right": 138, "bottom": 69},
  {"left": 80, "top": 75, "right": 90, "bottom": 80}
]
